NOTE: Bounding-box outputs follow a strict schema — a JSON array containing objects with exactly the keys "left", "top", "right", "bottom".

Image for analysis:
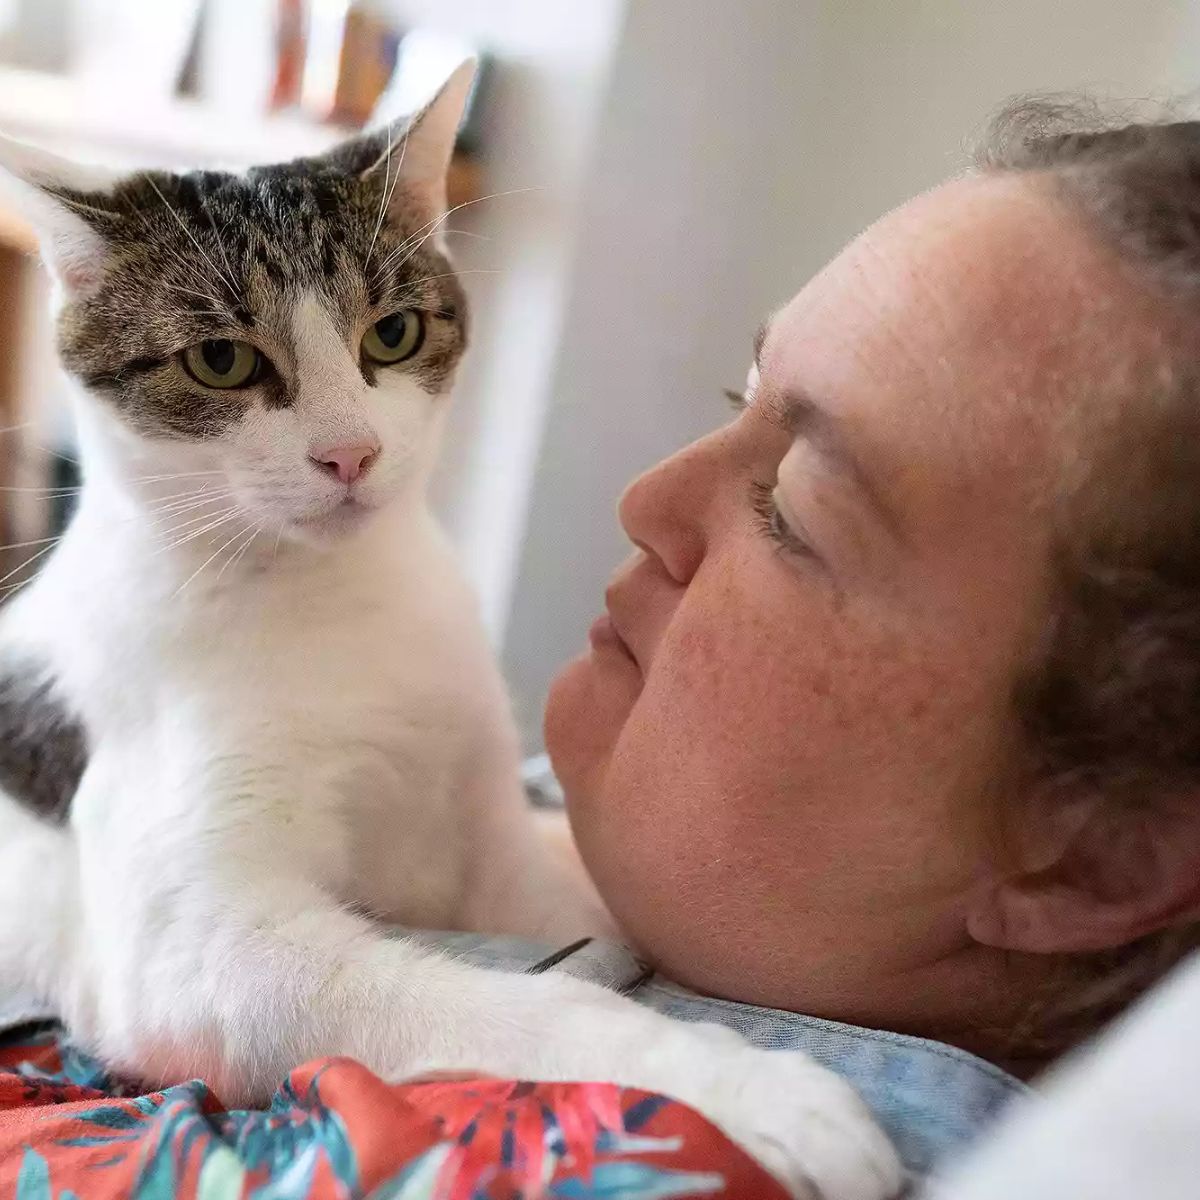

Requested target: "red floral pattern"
[{"left": 0, "top": 1024, "right": 787, "bottom": 1199}]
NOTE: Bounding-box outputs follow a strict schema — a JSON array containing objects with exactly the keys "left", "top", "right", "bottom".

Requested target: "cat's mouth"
[{"left": 290, "top": 496, "right": 376, "bottom": 538}]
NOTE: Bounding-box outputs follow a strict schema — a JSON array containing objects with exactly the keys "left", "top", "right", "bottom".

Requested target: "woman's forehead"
[
  {"left": 760, "top": 176, "right": 1138, "bottom": 491},
  {"left": 741, "top": 172, "right": 1165, "bottom": 604}
]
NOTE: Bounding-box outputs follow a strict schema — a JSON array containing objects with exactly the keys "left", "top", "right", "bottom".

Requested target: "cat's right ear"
[{"left": 0, "top": 132, "right": 122, "bottom": 296}]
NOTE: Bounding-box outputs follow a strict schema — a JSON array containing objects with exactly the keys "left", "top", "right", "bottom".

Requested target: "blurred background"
[{"left": 0, "top": 0, "right": 1197, "bottom": 750}]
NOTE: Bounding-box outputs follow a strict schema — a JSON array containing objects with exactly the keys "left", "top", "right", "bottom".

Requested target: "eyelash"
[
  {"left": 749, "top": 480, "right": 816, "bottom": 560},
  {"left": 726, "top": 389, "right": 817, "bottom": 560}
]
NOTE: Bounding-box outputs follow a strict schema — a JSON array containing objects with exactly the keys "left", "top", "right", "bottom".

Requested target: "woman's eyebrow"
[{"left": 754, "top": 321, "right": 904, "bottom": 541}]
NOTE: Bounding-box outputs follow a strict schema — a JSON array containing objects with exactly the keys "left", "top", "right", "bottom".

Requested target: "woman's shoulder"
[{"left": 413, "top": 929, "right": 1029, "bottom": 1180}]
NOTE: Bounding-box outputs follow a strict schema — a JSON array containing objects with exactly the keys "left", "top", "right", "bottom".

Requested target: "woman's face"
[{"left": 546, "top": 174, "right": 1136, "bottom": 1035}]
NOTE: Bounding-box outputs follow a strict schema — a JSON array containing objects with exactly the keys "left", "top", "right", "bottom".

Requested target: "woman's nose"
[{"left": 617, "top": 438, "right": 717, "bottom": 584}]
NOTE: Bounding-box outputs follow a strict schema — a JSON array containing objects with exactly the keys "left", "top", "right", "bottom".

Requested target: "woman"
[
  {"left": 536, "top": 96, "right": 1200, "bottom": 1169},
  {"left": 6, "top": 98, "right": 1200, "bottom": 1194}
]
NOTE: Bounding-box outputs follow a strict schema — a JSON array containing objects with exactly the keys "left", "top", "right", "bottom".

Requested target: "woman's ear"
[
  {"left": 967, "top": 788, "right": 1200, "bottom": 954},
  {"left": 0, "top": 131, "right": 123, "bottom": 296}
]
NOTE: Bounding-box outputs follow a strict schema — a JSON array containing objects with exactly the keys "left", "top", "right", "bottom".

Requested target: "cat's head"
[{"left": 0, "top": 64, "right": 475, "bottom": 543}]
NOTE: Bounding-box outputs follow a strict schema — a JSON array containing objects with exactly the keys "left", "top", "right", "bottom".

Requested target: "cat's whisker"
[
  {"left": 140, "top": 492, "right": 233, "bottom": 523},
  {"left": 203, "top": 203, "right": 239, "bottom": 297},
  {"left": 132, "top": 470, "right": 225, "bottom": 485},
  {"left": 386, "top": 228, "right": 447, "bottom": 276},
  {"left": 135, "top": 469, "right": 225, "bottom": 479},
  {"left": 0, "top": 535, "right": 63, "bottom": 601},
  {"left": 0, "top": 539, "right": 61, "bottom": 588},
  {"left": 0, "top": 574, "right": 40, "bottom": 602},
  {"left": 0, "top": 421, "right": 33, "bottom": 437},
  {"left": 172, "top": 520, "right": 254, "bottom": 598},
  {"left": 163, "top": 282, "right": 225, "bottom": 306},
  {"left": 365, "top": 120, "right": 394, "bottom": 268},
  {"left": 145, "top": 485, "right": 225, "bottom": 511},
  {"left": 143, "top": 484, "right": 219, "bottom": 512},
  {"left": 128, "top": 190, "right": 227, "bottom": 298},
  {"left": 366, "top": 120, "right": 411, "bottom": 271},
  {"left": 154, "top": 506, "right": 240, "bottom": 553},
  {"left": 403, "top": 269, "right": 501, "bottom": 290},
  {"left": 0, "top": 535, "right": 61, "bottom": 553},
  {"left": 24, "top": 442, "right": 78, "bottom": 468},
  {"left": 147, "top": 493, "right": 236, "bottom": 526},
  {"left": 152, "top": 512, "right": 233, "bottom": 547},
  {"left": 0, "top": 485, "right": 83, "bottom": 496},
  {"left": 153, "top": 502, "right": 238, "bottom": 544},
  {"left": 150, "top": 507, "right": 229, "bottom": 537},
  {"left": 371, "top": 189, "right": 536, "bottom": 283},
  {"left": 145, "top": 177, "right": 242, "bottom": 303},
  {"left": 273, "top": 524, "right": 286, "bottom": 561},
  {"left": 52, "top": 192, "right": 120, "bottom": 221},
  {"left": 135, "top": 482, "right": 228, "bottom": 515},
  {"left": 157, "top": 517, "right": 242, "bottom": 562},
  {"left": 216, "top": 524, "right": 260, "bottom": 582},
  {"left": 230, "top": 524, "right": 261, "bottom": 572},
  {"left": 157, "top": 241, "right": 226, "bottom": 301}
]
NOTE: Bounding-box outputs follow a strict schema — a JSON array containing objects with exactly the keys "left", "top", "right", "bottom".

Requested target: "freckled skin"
[{"left": 546, "top": 174, "right": 1158, "bottom": 1052}]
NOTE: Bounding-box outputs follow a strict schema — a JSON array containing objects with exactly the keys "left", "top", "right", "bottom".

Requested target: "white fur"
[{"left": 0, "top": 125, "right": 902, "bottom": 1200}]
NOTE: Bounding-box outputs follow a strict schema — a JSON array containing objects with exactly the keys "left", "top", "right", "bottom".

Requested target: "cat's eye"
[
  {"left": 181, "top": 339, "right": 263, "bottom": 389},
  {"left": 362, "top": 310, "right": 425, "bottom": 365}
]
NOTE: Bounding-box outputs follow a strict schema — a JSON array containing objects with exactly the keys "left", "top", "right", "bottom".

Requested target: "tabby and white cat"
[{"left": 0, "top": 66, "right": 900, "bottom": 1200}]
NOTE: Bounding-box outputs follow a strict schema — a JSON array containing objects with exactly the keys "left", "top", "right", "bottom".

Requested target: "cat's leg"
[
  {"left": 80, "top": 865, "right": 898, "bottom": 1200},
  {"left": 440, "top": 714, "right": 618, "bottom": 941},
  {"left": 457, "top": 786, "right": 618, "bottom": 942}
]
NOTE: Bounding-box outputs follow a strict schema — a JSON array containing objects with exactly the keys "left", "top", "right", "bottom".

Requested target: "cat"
[{"left": 0, "top": 65, "right": 901, "bottom": 1200}]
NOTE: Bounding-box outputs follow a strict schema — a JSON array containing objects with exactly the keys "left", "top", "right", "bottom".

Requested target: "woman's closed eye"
[
  {"left": 726, "top": 389, "right": 820, "bottom": 562},
  {"left": 750, "top": 480, "right": 818, "bottom": 561}
]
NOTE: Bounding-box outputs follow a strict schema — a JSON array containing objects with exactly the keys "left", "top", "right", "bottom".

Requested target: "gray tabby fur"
[{"left": 52, "top": 131, "right": 467, "bottom": 439}]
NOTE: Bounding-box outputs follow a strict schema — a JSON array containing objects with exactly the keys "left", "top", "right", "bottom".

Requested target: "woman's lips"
[{"left": 588, "top": 613, "right": 638, "bottom": 666}]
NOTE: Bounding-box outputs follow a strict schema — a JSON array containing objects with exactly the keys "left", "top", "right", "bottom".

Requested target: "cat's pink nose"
[{"left": 310, "top": 442, "right": 379, "bottom": 485}]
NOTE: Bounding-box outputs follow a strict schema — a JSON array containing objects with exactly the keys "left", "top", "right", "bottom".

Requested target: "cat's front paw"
[{"left": 675, "top": 1028, "right": 904, "bottom": 1200}]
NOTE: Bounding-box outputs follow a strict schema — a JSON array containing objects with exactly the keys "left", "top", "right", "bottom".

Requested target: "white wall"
[
  {"left": 791, "top": 0, "right": 1200, "bottom": 280},
  {"left": 502, "top": 0, "right": 828, "bottom": 741},
  {"left": 369, "top": 0, "right": 629, "bottom": 640},
  {"left": 501, "top": 0, "right": 1200, "bottom": 748}
]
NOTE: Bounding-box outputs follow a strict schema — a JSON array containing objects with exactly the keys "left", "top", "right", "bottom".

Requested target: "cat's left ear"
[
  {"left": 0, "top": 131, "right": 124, "bottom": 296},
  {"left": 329, "top": 59, "right": 477, "bottom": 233}
]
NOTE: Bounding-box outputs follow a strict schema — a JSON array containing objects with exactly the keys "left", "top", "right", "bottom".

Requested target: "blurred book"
[
  {"left": 269, "top": 0, "right": 306, "bottom": 110},
  {"left": 301, "top": 0, "right": 398, "bottom": 127}
]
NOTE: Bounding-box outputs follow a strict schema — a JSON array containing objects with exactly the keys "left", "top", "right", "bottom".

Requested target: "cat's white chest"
[{"left": 22, "top": 507, "right": 515, "bottom": 932}]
